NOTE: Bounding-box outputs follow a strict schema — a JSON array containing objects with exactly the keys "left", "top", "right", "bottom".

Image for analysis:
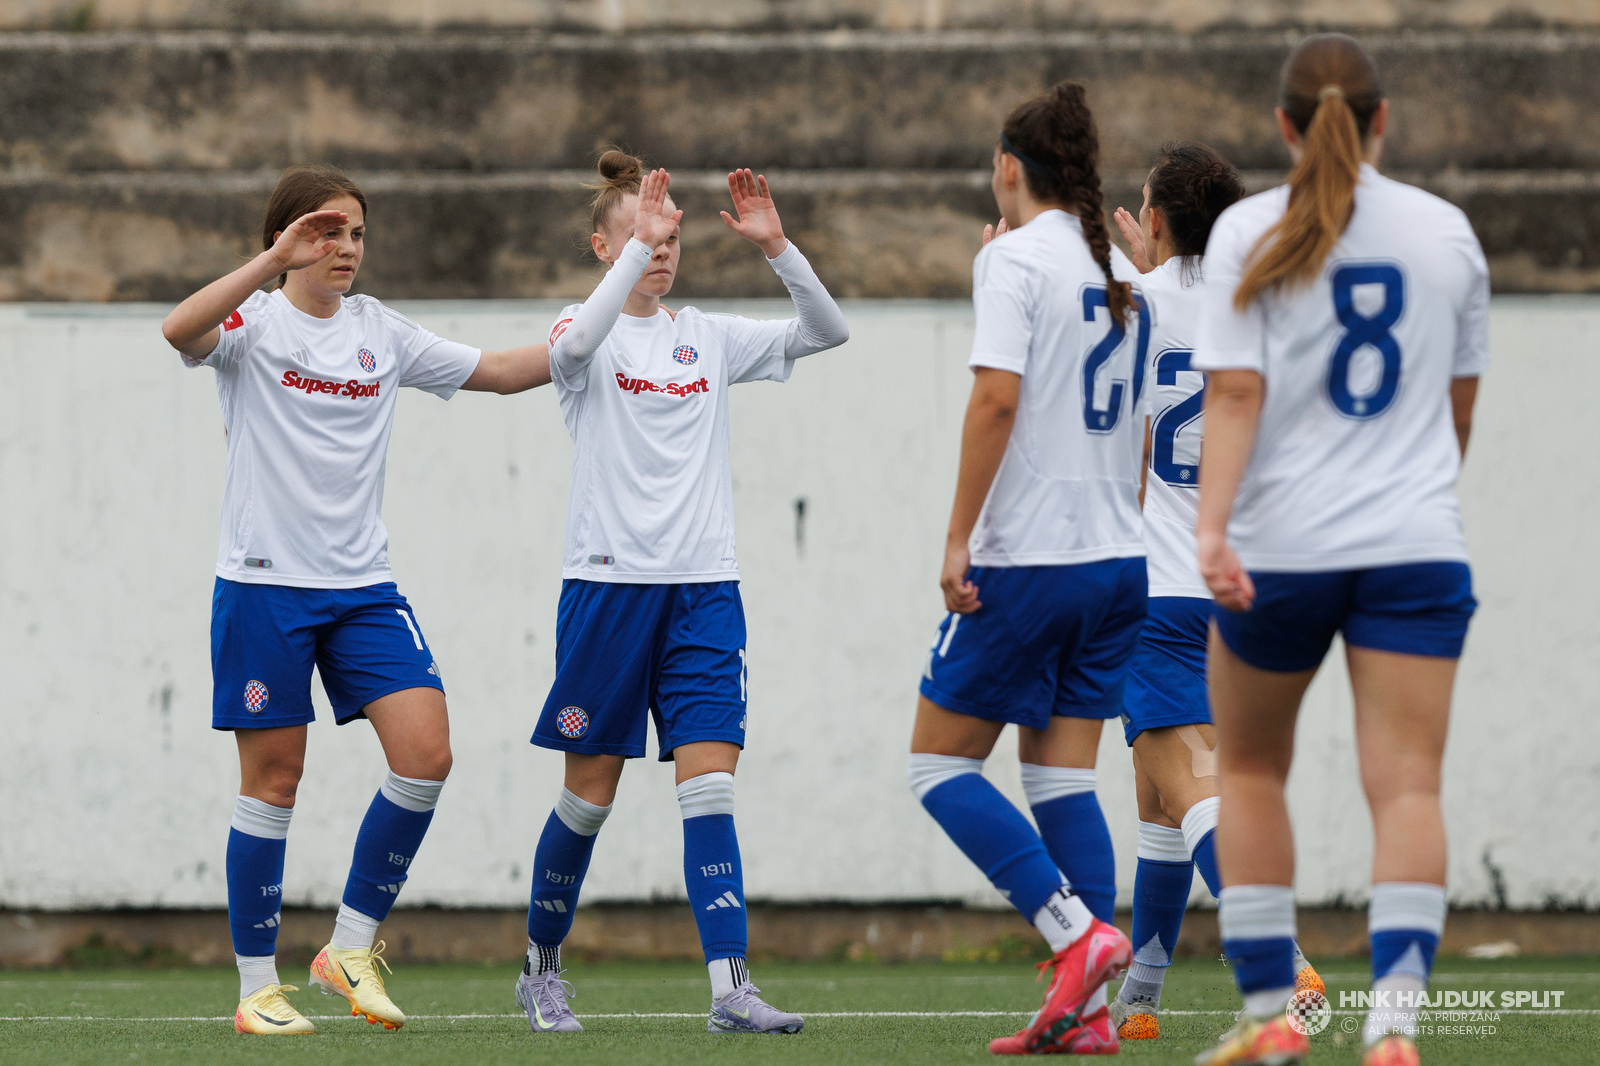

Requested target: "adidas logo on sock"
[
  {"left": 253, "top": 913, "right": 281, "bottom": 930},
  {"left": 535, "top": 899, "right": 569, "bottom": 913},
  {"left": 705, "top": 891, "right": 742, "bottom": 911},
  {"left": 377, "top": 884, "right": 402, "bottom": 895}
]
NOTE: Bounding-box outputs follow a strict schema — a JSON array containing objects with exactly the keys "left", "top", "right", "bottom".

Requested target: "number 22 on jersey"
[{"left": 1150, "top": 348, "right": 1202, "bottom": 488}]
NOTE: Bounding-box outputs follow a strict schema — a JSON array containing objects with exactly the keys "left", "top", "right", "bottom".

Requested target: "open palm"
[
  {"left": 720, "top": 169, "right": 787, "bottom": 257},
  {"left": 271, "top": 209, "right": 348, "bottom": 272}
]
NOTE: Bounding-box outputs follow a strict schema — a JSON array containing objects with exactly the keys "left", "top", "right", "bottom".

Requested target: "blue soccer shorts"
[
  {"left": 1213, "top": 561, "right": 1477, "bottom": 673},
  {"left": 210, "top": 578, "right": 444, "bottom": 730},
  {"left": 1121, "top": 596, "right": 1212, "bottom": 746},
  {"left": 532, "top": 580, "right": 748, "bottom": 761},
  {"left": 919, "top": 558, "right": 1148, "bottom": 730}
]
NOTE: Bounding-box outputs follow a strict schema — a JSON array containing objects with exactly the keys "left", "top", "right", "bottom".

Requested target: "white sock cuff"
[
  {"left": 380, "top": 772, "right": 445, "bottom": 812},
  {"left": 555, "top": 788, "right": 613, "bottom": 836},
  {"left": 676, "top": 771, "right": 735, "bottom": 819},
  {"left": 231, "top": 796, "right": 293, "bottom": 839},
  {"left": 1369, "top": 882, "right": 1447, "bottom": 935},
  {"left": 1180, "top": 796, "right": 1220, "bottom": 858},
  {"left": 1137, "top": 821, "right": 1191, "bottom": 863},
  {"left": 1219, "top": 884, "right": 1297, "bottom": 941},
  {"left": 1019, "top": 764, "right": 1096, "bottom": 807},
  {"left": 907, "top": 753, "right": 984, "bottom": 802}
]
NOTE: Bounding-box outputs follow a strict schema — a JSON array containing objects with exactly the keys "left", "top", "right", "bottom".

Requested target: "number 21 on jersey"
[{"left": 1081, "top": 286, "right": 1150, "bottom": 434}]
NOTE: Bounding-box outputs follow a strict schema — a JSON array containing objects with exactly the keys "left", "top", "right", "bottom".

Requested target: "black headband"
[{"left": 1000, "top": 133, "right": 1058, "bottom": 179}]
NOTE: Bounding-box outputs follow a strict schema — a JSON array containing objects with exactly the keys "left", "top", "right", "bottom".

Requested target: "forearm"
[
  {"left": 162, "top": 251, "right": 281, "bottom": 356},
  {"left": 462, "top": 344, "right": 551, "bottom": 394},
  {"left": 1450, "top": 375, "right": 1478, "bottom": 459},
  {"left": 948, "top": 393, "right": 1016, "bottom": 546},
  {"left": 552, "top": 240, "right": 653, "bottom": 374},
  {"left": 1195, "top": 371, "right": 1264, "bottom": 539},
  {"left": 768, "top": 243, "right": 849, "bottom": 358}
]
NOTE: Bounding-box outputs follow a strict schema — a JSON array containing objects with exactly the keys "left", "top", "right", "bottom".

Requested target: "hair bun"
[{"left": 596, "top": 148, "right": 643, "bottom": 189}]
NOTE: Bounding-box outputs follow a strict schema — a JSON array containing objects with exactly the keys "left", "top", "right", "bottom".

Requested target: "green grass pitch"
[{"left": 2, "top": 957, "right": 1596, "bottom": 1065}]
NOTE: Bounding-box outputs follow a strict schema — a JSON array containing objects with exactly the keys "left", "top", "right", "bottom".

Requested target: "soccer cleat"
[
  {"left": 1109, "top": 995, "right": 1160, "bottom": 1039},
  {"left": 707, "top": 982, "right": 805, "bottom": 1034},
  {"left": 308, "top": 940, "right": 405, "bottom": 1029},
  {"left": 1060, "top": 1007, "right": 1120, "bottom": 1054},
  {"left": 1193, "top": 1014, "right": 1309, "bottom": 1066},
  {"left": 233, "top": 984, "right": 315, "bottom": 1035},
  {"left": 1362, "top": 1033, "right": 1421, "bottom": 1066},
  {"left": 516, "top": 966, "right": 583, "bottom": 1034},
  {"left": 988, "top": 919, "right": 1132, "bottom": 1055},
  {"left": 1294, "top": 963, "right": 1325, "bottom": 997}
]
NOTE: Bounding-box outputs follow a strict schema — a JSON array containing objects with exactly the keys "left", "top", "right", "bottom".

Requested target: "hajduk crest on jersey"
[{"left": 673, "top": 345, "right": 699, "bottom": 365}]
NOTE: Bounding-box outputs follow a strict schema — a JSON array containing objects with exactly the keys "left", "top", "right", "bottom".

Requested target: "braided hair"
[
  {"left": 1145, "top": 141, "right": 1247, "bottom": 284},
  {"left": 1001, "top": 82, "right": 1134, "bottom": 324}
]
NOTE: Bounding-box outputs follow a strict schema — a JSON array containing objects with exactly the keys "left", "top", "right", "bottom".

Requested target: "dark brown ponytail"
[
  {"left": 1001, "top": 82, "right": 1134, "bottom": 324},
  {"left": 1235, "top": 34, "right": 1382, "bottom": 309}
]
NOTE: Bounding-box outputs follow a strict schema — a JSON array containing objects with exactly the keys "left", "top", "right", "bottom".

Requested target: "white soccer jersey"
[
  {"left": 548, "top": 242, "right": 846, "bottom": 583},
  {"left": 188, "top": 288, "right": 481, "bottom": 587},
  {"left": 1139, "top": 257, "right": 1211, "bottom": 599},
  {"left": 1194, "top": 164, "right": 1490, "bottom": 571},
  {"left": 967, "top": 209, "right": 1147, "bottom": 567}
]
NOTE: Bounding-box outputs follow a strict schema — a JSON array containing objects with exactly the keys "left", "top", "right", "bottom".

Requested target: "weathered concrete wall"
[
  {"left": 1, "top": 299, "right": 1595, "bottom": 913},
  {"left": 2, "top": 31, "right": 1595, "bottom": 173},
  {"left": 8, "top": 0, "right": 1600, "bottom": 32}
]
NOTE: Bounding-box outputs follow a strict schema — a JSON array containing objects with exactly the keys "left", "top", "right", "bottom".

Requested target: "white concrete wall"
[{"left": 0, "top": 297, "right": 1594, "bottom": 912}]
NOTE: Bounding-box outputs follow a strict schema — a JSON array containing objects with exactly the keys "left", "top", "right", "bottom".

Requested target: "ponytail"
[
  {"left": 1001, "top": 82, "right": 1135, "bottom": 325},
  {"left": 587, "top": 147, "right": 645, "bottom": 236},
  {"left": 1234, "top": 33, "right": 1382, "bottom": 310}
]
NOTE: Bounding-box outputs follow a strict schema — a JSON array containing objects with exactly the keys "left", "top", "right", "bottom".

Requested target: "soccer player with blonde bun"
[
  {"left": 1192, "top": 34, "right": 1487, "bottom": 1066},
  {"left": 161, "top": 164, "right": 553, "bottom": 1035},
  {"left": 911, "top": 82, "right": 1146, "bottom": 1056},
  {"left": 514, "top": 154, "right": 848, "bottom": 1037}
]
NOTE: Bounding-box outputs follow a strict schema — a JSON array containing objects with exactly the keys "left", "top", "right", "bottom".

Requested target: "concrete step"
[
  {"left": 2, "top": 30, "right": 1596, "bottom": 174},
  {"left": 2, "top": 168, "right": 1593, "bottom": 301},
  {"left": 8, "top": 0, "right": 1596, "bottom": 34}
]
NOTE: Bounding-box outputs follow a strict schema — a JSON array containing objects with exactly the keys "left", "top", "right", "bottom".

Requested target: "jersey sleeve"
[
  {"left": 1192, "top": 207, "right": 1267, "bottom": 374},
  {"left": 387, "top": 305, "right": 482, "bottom": 399},
  {"left": 715, "top": 314, "right": 795, "bottom": 384},
  {"left": 968, "top": 240, "right": 1035, "bottom": 375},
  {"left": 546, "top": 305, "right": 586, "bottom": 390},
  {"left": 188, "top": 289, "right": 272, "bottom": 372},
  {"left": 1452, "top": 222, "right": 1491, "bottom": 378}
]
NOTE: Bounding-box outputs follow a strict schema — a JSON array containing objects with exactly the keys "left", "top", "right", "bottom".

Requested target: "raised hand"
[
  {"left": 633, "top": 169, "right": 683, "bottom": 251},
  {"left": 1113, "top": 207, "right": 1154, "bottom": 273},
  {"left": 269, "top": 210, "right": 349, "bottom": 272},
  {"left": 982, "top": 218, "right": 1009, "bottom": 245},
  {"left": 720, "top": 169, "right": 788, "bottom": 259}
]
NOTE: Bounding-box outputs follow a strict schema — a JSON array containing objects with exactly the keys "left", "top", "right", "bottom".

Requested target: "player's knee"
[{"left": 416, "top": 743, "right": 452, "bottom": 782}]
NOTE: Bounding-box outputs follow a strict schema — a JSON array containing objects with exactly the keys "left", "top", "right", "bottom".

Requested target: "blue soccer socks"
[
  {"left": 336, "top": 772, "right": 443, "bottom": 948},
  {"left": 527, "top": 788, "right": 613, "bottom": 950},
  {"left": 678, "top": 772, "right": 749, "bottom": 967},
  {"left": 1120, "top": 822, "right": 1192, "bottom": 1008},
  {"left": 226, "top": 796, "right": 293, "bottom": 997},
  {"left": 1220, "top": 884, "right": 1298, "bottom": 1019},
  {"left": 909, "top": 754, "right": 1074, "bottom": 936},
  {"left": 1182, "top": 796, "right": 1222, "bottom": 898},
  {"left": 1364, "top": 882, "right": 1446, "bottom": 1045},
  {"left": 1022, "top": 765, "right": 1116, "bottom": 923}
]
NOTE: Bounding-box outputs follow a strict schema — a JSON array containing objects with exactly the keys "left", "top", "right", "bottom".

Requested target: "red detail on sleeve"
[
  {"left": 549, "top": 318, "right": 573, "bottom": 345},
  {"left": 222, "top": 311, "right": 244, "bottom": 332}
]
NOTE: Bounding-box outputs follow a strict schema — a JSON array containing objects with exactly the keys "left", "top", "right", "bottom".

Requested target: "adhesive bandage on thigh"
[
  {"left": 906, "top": 754, "right": 984, "bottom": 802},
  {"left": 554, "top": 788, "right": 613, "bottom": 836},
  {"left": 676, "top": 771, "right": 736, "bottom": 819},
  {"left": 1137, "top": 821, "right": 1191, "bottom": 864},
  {"left": 380, "top": 772, "right": 445, "bottom": 812},
  {"left": 1176, "top": 725, "right": 1218, "bottom": 779},
  {"left": 1180, "top": 796, "right": 1220, "bottom": 859},
  {"left": 231, "top": 796, "right": 293, "bottom": 839},
  {"left": 1018, "top": 764, "right": 1096, "bottom": 807}
]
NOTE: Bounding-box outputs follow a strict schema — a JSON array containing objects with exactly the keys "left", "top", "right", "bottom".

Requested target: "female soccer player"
[
  {"left": 910, "top": 82, "right": 1145, "bottom": 1056},
  {"left": 1103, "top": 145, "right": 1322, "bottom": 1042},
  {"left": 161, "top": 165, "right": 553, "bottom": 1036},
  {"left": 514, "top": 154, "right": 848, "bottom": 1037},
  {"left": 1192, "top": 35, "right": 1487, "bottom": 1066}
]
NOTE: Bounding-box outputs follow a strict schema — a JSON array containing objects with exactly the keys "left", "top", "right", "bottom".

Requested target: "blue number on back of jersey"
[
  {"left": 1080, "top": 287, "right": 1150, "bottom": 434},
  {"left": 1328, "top": 263, "right": 1404, "bottom": 419},
  {"left": 1151, "top": 348, "right": 1203, "bottom": 487}
]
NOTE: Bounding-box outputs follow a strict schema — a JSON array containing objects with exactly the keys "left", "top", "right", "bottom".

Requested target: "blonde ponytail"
[{"left": 1235, "top": 35, "right": 1382, "bottom": 310}]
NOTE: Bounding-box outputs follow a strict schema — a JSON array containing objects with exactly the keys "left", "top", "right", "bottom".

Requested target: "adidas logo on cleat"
[{"left": 706, "top": 891, "right": 742, "bottom": 911}]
